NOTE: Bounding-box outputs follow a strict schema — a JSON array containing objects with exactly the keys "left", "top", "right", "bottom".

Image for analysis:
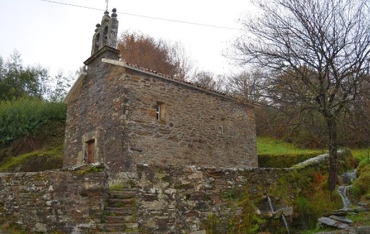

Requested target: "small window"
[
  {"left": 103, "top": 26, "right": 109, "bottom": 40},
  {"left": 156, "top": 104, "right": 160, "bottom": 120},
  {"left": 156, "top": 102, "right": 166, "bottom": 121},
  {"left": 86, "top": 139, "right": 95, "bottom": 164}
]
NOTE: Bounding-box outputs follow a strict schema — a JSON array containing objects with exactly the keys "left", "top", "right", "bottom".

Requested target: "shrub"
[
  {"left": 352, "top": 165, "right": 370, "bottom": 195},
  {"left": 0, "top": 98, "right": 66, "bottom": 146}
]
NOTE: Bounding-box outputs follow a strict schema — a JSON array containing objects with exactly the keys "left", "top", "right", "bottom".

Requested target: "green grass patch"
[
  {"left": 258, "top": 153, "right": 319, "bottom": 168},
  {"left": 76, "top": 164, "right": 104, "bottom": 175},
  {"left": 257, "top": 137, "right": 325, "bottom": 168},
  {"left": 352, "top": 148, "right": 370, "bottom": 168},
  {"left": 109, "top": 184, "right": 124, "bottom": 190},
  {"left": 347, "top": 212, "right": 370, "bottom": 226},
  {"left": 257, "top": 137, "right": 324, "bottom": 155}
]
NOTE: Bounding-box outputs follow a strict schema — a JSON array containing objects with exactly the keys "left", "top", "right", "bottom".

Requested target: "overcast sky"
[{"left": 0, "top": 0, "right": 255, "bottom": 78}]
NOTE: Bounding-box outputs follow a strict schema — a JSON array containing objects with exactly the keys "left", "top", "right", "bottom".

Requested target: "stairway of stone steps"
[{"left": 97, "top": 188, "right": 140, "bottom": 234}]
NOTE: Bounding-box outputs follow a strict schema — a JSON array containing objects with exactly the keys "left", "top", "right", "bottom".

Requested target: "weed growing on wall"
[
  {"left": 227, "top": 190, "right": 264, "bottom": 234},
  {"left": 203, "top": 187, "right": 264, "bottom": 234},
  {"left": 273, "top": 169, "right": 342, "bottom": 231}
]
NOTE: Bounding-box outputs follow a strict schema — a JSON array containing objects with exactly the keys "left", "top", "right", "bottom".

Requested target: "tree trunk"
[{"left": 327, "top": 118, "right": 338, "bottom": 191}]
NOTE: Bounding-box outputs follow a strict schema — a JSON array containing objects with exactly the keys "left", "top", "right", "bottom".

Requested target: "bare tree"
[
  {"left": 234, "top": 0, "right": 370, "bottom": 190},
  {"left": 226, "top": 69, "right": 266, "bottom": 102},
  {"left": 167, "top": 41, "right": 194, "bottom": 80},
  {"left": 190, "top": 71, "right": 225, "bottom": 91}
]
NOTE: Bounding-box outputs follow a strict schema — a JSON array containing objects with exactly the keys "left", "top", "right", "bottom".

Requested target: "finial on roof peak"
[
  {"left": 112, "top": 8, "right": 117, "bottom": 18},
  {"left": 95, "top": 23, "right": 101, "bottom": 32}
]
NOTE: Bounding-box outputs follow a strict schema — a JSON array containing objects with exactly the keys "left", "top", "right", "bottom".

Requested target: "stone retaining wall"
[
  {"left": 0, "top": 163, "right": 294, "bottom": 233},
  {"left": 136, "top": 164, "right": 291, "bottom": 234},
  {"left": 0, "top": 164, "right": 108, "bottom": 233}
]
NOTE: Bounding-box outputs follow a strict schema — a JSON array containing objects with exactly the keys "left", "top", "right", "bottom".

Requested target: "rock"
[
  {"left": 358, "top": 202, "right": 368, "bottom": 207},
  {"left": 357, "top": 226, "right": 370, "bottom": 234},
  {"left": 329, "top": 215, "right": 353, "bottom": 224},
  {"left": 318, "top": 217, "right": 350, "bottom": 229},
  {"left": 315, "top": 228, "right": 356, "bottom": 234},
  {"left": 32, "top": 222, "right": 47, "bottom": 233},
  {"left": 329, "top": 210, "right": 352, "bottom": 216},
  {"left": 355, "top": 206, "right": 368, "bottom": 212},
  {"left": 342, "top": 169, "right": 357, "bottom": 185},
  {"left": 255, "top": 207, "right": 261, "bottom": 215},
  {"left": 272, "top": 207, "right": 293, "bottom": 218},
  {"left": 337, "top": 222, "right": 350, "bottom": 229},
  {"left": 259, "top": 211, "right": 273, "bottom": 218},
  {"left": 318, "top": 217, "right": 337, "bottom": 227},
  {"left": 190, "top": 230, "right": 206, "bottom": 234}
]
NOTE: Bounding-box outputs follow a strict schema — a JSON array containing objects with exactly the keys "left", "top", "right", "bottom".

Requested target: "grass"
[
  {"left": 109, "top": 184, "right": 124, "bottom": 190},
  {"left": 0, "top": 145, "right": 63, "bottom": 172},
  {"left": 352, "top": 148, "right": 370, "bottom": 167},
  {"left": 257, "top": 137, "right": 324, "bottom": 155}
]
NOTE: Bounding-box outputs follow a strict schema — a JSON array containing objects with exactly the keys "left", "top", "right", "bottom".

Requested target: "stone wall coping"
[
  {"left": 136, "top": 163, "right": 292, "bottom": 172},
  {"left": 0, "top": 163, "right": 107, "bottom": 178},
  {"left": 62, "top": 162, "right": 106, "bottom": 171}
]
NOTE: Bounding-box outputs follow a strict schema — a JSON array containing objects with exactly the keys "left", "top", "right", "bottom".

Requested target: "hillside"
[{"left": 0, "top": 120, "right": 65, "bottom": 172}]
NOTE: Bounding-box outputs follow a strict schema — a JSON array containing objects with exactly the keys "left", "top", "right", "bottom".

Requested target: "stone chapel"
[{"left": 63, "top": 9, "right": 257, "bottom": 182}]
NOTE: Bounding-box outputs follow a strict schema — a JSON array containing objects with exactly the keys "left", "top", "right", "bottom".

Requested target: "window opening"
[
  {"left": 103, "top": 26, "right": 109, "bottom": 40},
  {"left": 86, "top": 139, "right": 95, "bottom": 164},
  {"left": 156, "top": 104, "right": 161, "bottom": 120},
  {"left": 155, "top": 102, "right": 166, "bottom": 121},
  {"left": 220, "top": 117, "right": 226, "bottom": 134}
]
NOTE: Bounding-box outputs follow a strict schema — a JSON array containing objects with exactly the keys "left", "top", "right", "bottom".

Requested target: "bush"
[
  {"left": 0, "top": 98, "right": 66, "bottom": 146},
  {"left": 352, "top": 165, "right": 370, "bottom": 195}
]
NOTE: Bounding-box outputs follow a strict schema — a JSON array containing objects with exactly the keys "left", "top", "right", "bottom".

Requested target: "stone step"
[
  {"left": 108, "top": 197, "right": 136, "bottom": 203},
  {"left": 96, "top": 231, "right": 141, "bottom": 234},
  {"left": 106, "top": 207, "right": 135, "bottom": 216},
  {"left": 100, "top": 223, "right": 139, "bottom": 232},
  {"left": 125, "top": 222, "right": 139, "bottom": 229},
  {"left": 107, "top": 198, "right": 135, "bottom": 207},
  {"left": 110, "top": 190, "right": 136, "bottom": 199},
  {"left": 329, "top": 215, "right": 353, "bottom": 224},
  {"left": 104, "top": 215, "right": 134, "bottom": 223},
  {"left": 110, "top": 188, "right": 137, "bottom": 193},
  {"left": 318, "top": 217, "right": 350, "bottom": 229}
]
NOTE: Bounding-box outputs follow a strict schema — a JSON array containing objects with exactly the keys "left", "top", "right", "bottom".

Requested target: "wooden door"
[{"left": 87, "top": 140, "right": 95, "bottom": 164}]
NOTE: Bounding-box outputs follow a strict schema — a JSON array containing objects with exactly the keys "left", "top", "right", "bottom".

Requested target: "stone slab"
[
  {"left": 318, "top": 217, "right": 350, "bottom": 229},
  {"left": 329, "top": 215, "right": 353, "bottom": 224}
]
